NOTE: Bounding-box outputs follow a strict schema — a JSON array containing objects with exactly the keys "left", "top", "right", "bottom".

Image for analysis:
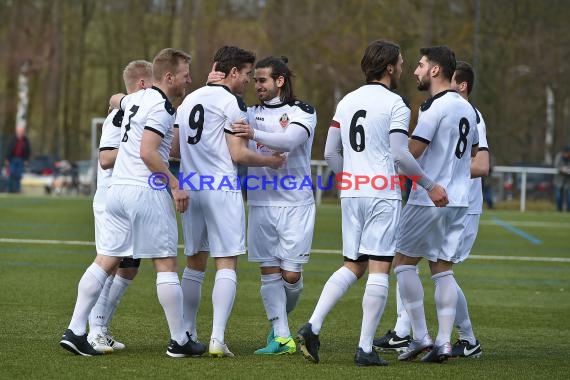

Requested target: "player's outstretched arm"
[
  {"left": 233, "top": 122, "right": 308, "bottom": 153},
  {"left": 324, "top": 125, "right": 343, "bottom": 174},
  {"left": 231, "top": 121, "right": 254, "bottom": 139},
  {"left": 391, "top": 132, "right": 448, "bottom": 207},
  {"left": 226, "top": 133, "right": 285, "bottom": 169}
]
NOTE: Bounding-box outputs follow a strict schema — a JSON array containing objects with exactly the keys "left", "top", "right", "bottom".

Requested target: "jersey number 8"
[{"left": 455, "top": 117, "right": 470, "bottom": 159}]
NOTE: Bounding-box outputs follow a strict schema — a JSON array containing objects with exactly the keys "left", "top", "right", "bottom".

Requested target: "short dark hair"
[
  {"left": 419, "top": 45, "right": 456, "bottom": 81},
  {"left": 454, "top": 61, "right": 475, "bottom": 95},
  {"left": 213, "top": 46, "right": 256, "bottom": 75},
  {"left": 255, "top": 56, "right": 296, "bottom": 103},
  {"left": 361, "top": 40, "right": 400, "bottom": 83}
]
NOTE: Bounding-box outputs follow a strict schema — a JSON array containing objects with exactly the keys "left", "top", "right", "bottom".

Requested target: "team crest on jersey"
[
  {"left": 279, "top": 113, "right": 289, "bottom": 128},
  {"left": 256, "top": 141, "right": 273, "bottom": 153}
]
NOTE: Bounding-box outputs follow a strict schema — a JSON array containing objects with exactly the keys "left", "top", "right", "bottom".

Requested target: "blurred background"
[{"left": 0, "top": 0, "right": 569, "bottom": 206}]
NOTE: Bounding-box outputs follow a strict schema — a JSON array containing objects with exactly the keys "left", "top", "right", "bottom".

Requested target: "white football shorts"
[
  {"left": 99, "top": 185, "right": 177, "bottom": 259},
  {"left": 452, "top": 213, "right": 481, "bottom": 263},
  {"left": 396, "top": 204, "right": 468, "bottom": 262},
  {"left": 182, "top": 190, "right": 246, "bottom": 257},
  {"left": 341, "top": 197, "right": 401, "bottom": 260},
  {"left": 247, "top": 203, "right": 315, "bottom": 271}
]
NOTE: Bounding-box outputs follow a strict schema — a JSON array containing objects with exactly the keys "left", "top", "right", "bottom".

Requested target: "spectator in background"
[
  {"left": 554, "top": 145, "right": 570, "bottom": 212},
  {"left": 4, "top": 127, "right": 31, "bottom": 193}
]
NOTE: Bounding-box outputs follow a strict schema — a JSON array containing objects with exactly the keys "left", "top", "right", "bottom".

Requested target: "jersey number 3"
[
  {"left": 349, "top": 110, "right": 367, "bottom": 152},
  {"left": 455, "top": 117, "right": 470, "bottom": 159},
  {"left": 187, "top": 104, "right": 204, "bottom": 145}
]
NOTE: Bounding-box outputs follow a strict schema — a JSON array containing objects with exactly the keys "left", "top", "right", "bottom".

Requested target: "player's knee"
[
  {"left": 117, "top": 266, "right": 139, "bottom": 280},
  {"left": 342, "top": 258, "right": 368, "bottom": 279},
  {"left": 282, "top": 270, "right": 301, "bottom": 284},
  {"left": 186, "top": 252, "right": 208, "bottom": 271},
  {"left": 354, "top": 266, "right": 367, "bottom": 279}
]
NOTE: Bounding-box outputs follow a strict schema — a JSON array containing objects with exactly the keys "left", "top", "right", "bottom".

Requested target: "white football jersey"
[
  {"left": 111, "top": 87, "right": 176, "bottom": 186},
  {"left": 247, "top": 100, "right": 317, "bottom": 206},
  {"left": 177, "top": 84, "right": 247, "bottom": 191},
  {"left": 332, "top": 83, "right": 411, "bottom": 199},
  {"left": 407, "top": 90, "right": 479, "bottom": 207},
  {"left": 94, "top": 109, "right": 123, "bottom": 205},
  {"left": 468, "top": 108, "right": 489, "bottom": 214}
]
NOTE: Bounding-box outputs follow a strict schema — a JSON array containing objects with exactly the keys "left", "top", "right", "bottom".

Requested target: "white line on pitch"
[
  {"left": 1, "top": 238, "right": 568, "bottom": 263},
  {"left": 479, "top": 220, "right": 570, "bottom": 228}
]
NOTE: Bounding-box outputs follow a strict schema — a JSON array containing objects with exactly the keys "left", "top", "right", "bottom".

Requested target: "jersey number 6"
[{"left": 349, "top": 110, "right": 367, "bottom": 152}]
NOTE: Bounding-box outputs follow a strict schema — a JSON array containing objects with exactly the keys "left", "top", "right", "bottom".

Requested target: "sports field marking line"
[
  {"left": 490, "top": 217, "right": 542, "bottom": 245},
  {"left": 1, "top": 238, "right": 569, "bottom": 263},
  {"left": 0, "top": 238, "right": 95, "bottom": 246},
  {"left": 479, "top": 220, "right": 570, "bottom": 228}
]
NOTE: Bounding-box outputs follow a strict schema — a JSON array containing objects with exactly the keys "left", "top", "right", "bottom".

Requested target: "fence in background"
[{"left": 311, "top": 160, "right": 558, "bottom": 211}]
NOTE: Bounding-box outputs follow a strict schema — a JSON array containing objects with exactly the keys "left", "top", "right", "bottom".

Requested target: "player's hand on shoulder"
[
  {"left": 232, "top": 121, "right": 254, "bottom": 139},
  {"left": 109, "top": 93, "right": 125, "bottom": 110},
  {"left": 428, "top": 184, "right": 448, "bottom": 207},
  {"left": 268, "top": 152, "right": 286, "bottom": 169},
  {"left": 172, "top": 188, "right": 189, "bottom": 213}
]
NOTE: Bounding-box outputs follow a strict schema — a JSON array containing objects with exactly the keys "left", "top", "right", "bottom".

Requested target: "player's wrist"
[
  {"left": 169, "top": 177, "right": 180, "bottom": 191},
  {"left": 423, "top": 178, "right": 436, "bottom": 192}
]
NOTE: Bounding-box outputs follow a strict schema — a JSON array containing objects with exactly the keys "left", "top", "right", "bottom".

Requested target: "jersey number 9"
[{"left": 187, "top": 104, "right": 204, "bottom": 145}]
